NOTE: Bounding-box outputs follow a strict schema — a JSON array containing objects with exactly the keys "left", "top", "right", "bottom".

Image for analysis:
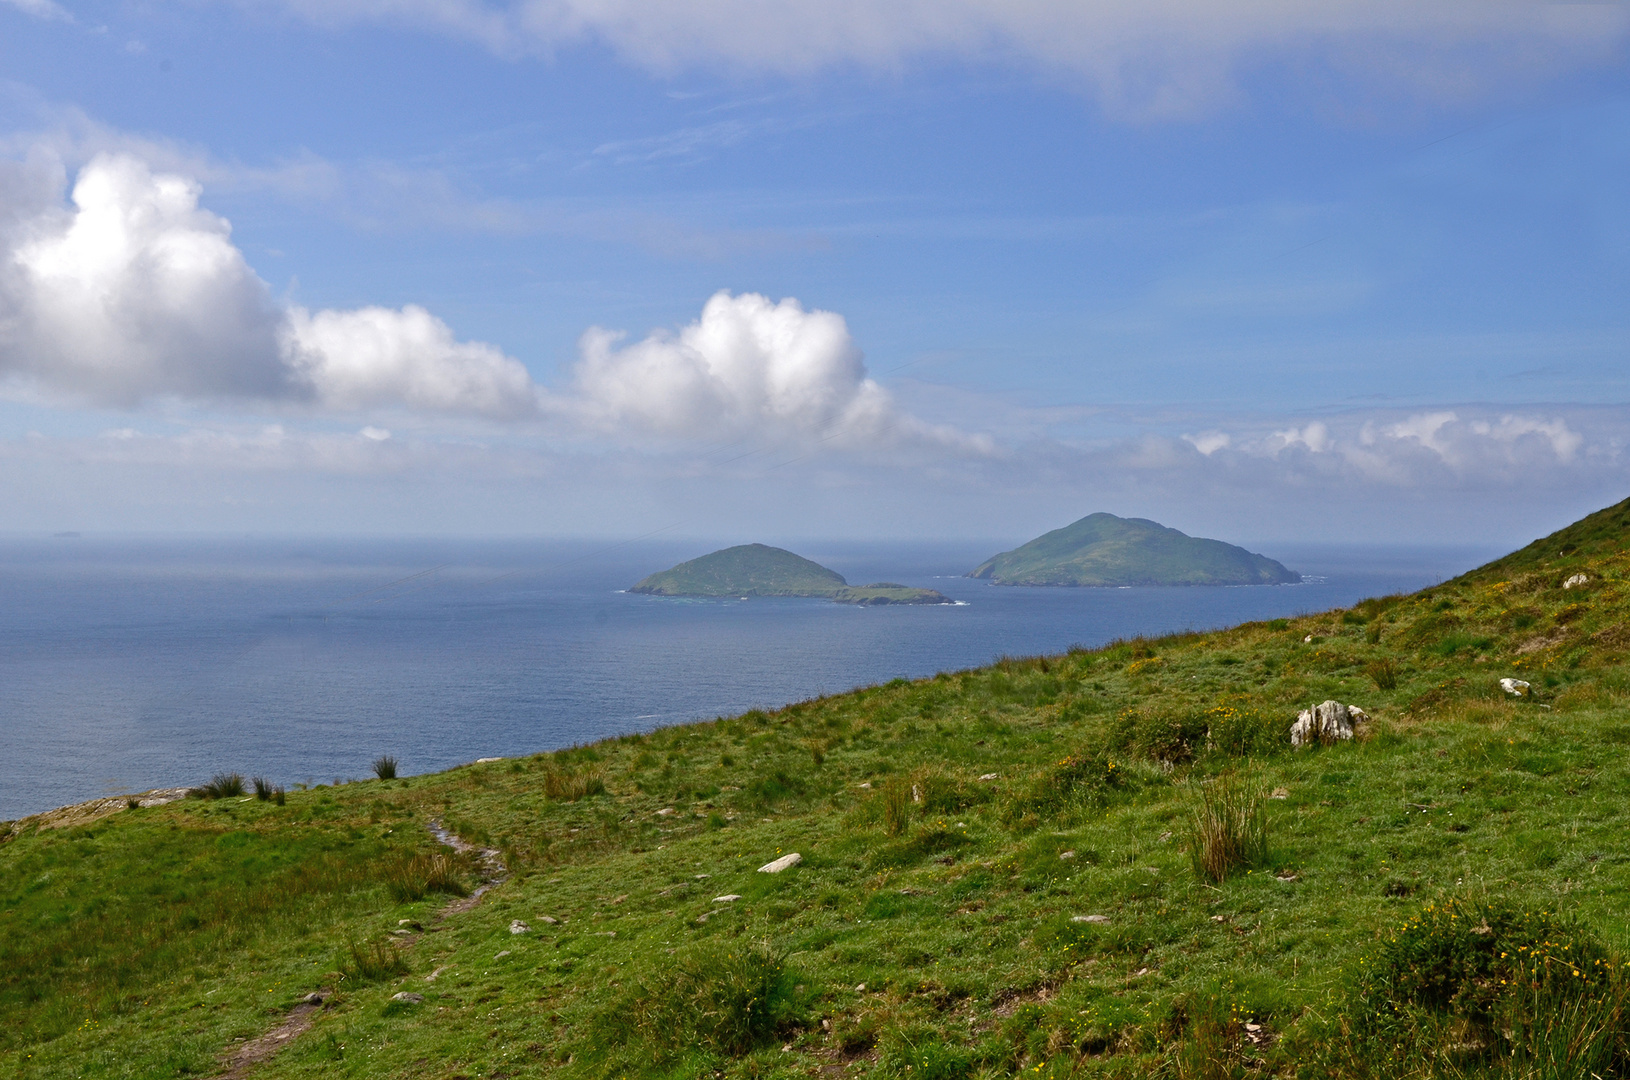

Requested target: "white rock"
[
  {"left": 713, "top": 894, "right": 742, "bottom": 903},
  {"left": 475, "top": 757, "right": 504, "bottom": 764},
  {"left": 758, "top": 853, "right": 802, "bottom": 873},
  {"left": 911, "top": 784, "right": 922, "bottom": 803},
  {"left": 1564, "top": 573, "right": 1590, "bottom": 590},
  {"left": 978, "top": 773, "right": 999, "bottom": 781},
  {"left": 537, "top": 915, "right": 559, "bottom": 924},
  {"left": 494, "top": 950, "right": 511, "bottom": 959},
  {"left": 1303, "top": 635, "right": 1314, "bottom": 643},
  {"left": 1290, "top": 700, "right": 1370, "bottom": 747},
  {"left": 509, "top": 920, "right": 530, "bottom": 934},
  {"left": 1059, "top": 850, "right": 1076, "bottom": 860},
  {"left": 655, "top": 807, "right": 676, "bottom": 817},
  {"left": 390, "top": 992, "right": 424, "bottom": 1004},
  {"left": 1500, "top": 678, "right": 1532, "bottom": 697},
  {"left": 1071, "top": 915, "right": 1110, "bottom": 924}
]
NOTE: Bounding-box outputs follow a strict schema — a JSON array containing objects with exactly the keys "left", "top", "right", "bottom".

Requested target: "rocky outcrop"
[{"left": 1289, "top": 700, "right": 1370, "bottom": 747}]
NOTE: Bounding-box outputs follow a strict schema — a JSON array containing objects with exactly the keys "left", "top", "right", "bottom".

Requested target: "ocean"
[{"left": 0, "top": 535, "right": 1497, "bottom": 819}]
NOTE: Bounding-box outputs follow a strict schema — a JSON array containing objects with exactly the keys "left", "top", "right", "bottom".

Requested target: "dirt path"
[{"left": 213, "top": 821, "right": 507, "bottom": 1079}]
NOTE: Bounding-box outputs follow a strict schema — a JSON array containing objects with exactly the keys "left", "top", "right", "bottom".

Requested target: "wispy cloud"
[
  {"left": 1, "top": 0, "right": 73, "bottom": 22},
  {"left": 232, "top": 0, "right": 1630, "bottom": 120}
]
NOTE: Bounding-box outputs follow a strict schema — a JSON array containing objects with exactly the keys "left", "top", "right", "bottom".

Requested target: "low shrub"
[
  {"left": 385, "top": 850, "right": 469, "bottom": 902},
  {"left": 1001, "top": 752, "right": 1124, "bottom": 829},
  {"left": 1186, "top": 772, "right": 1269, "bottom": 883},
  {"left": 1203, "top": 704, "right": 1282, "bottom": 757},
  {"left": 372, "top": 755, "right": 398, "bottom": 780},
  {"left": 1112, "top": 708, "right": 1209, "bottom": 764},
  {"left": 1329, "top": 897, "right": 1630, "bottom": 1076},
  {"left": 595, "top": 941, "right": 797, "bottom": 1061}
]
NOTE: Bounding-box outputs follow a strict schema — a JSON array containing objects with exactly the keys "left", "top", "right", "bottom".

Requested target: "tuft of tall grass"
[
  {"left": 881, "top": 777, "right": 913, "bottom": 836},
  {"left": 540, "top": 766, "right": 606, "bottom": 802},
  {"left": 1186, "top": 772, "right": 1269, "bottom": 883},
  {"left": 1366, "top": 658, "right": 1400, "bottom": 690},
  {"left": 385, "top": 850, "right": 469, "bottom": 902},
  {"left": 251, "top": 776, "right": 274, "bottom": 800},
  {"left": 342, "top": 938, "right": 409, "bottom": 982},
  {"left": 187, "top": 773, "right": 246, "bottom": 799},
  {"left": 595, "top": 941, "right": 797, "bottom": 1060},
  {"left": 371, "top": 755, "right": 398, "bottom": 780}
]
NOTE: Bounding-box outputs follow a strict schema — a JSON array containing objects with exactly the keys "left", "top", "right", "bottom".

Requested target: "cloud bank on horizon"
[{"left": 246, "top": 0, "right": 1629, "bottom": 118}]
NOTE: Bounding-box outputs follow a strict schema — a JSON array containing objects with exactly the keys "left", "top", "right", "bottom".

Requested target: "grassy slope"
[
  {"left": 970, "top": 514, "right": 1300, "bottom": 587},
  {"left": 5, "top": 498, "right": 1630, "bottom": 1078}
]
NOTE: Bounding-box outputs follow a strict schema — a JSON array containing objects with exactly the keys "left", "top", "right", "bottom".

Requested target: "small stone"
[
  {"left": 1564, "top": 573, "right": 1590, "bottom": 590},
  {"left": 758, "top": 853, "right": 802, "bottom": 873},
  {"left": 1059, "top": 850, "right": 1075, "bottom": 860},
  {"left": 1071, "top": 915, "right": 1110, "bottom": 924},
  {"left": 712, "top": 894, "right": 742, "bottom": 903},
  {"left": 494, "top": 950, "right": 510, "bottom": 959},
  {"left": 509, "top": 920, "right": 530, "bottom": 934},
  {"left": 693, "top": 874, "right": 710, "bottom": 880},
  {"left": 1131, "top": 967, "right": 1150, "bottom": 978},
  {"left": 1303, "top": 634, "right": 1314, "bottom": 643},
  {"left": 978, "top": 773, "right": 999, "bottom": 781},
  {"left": 537, "top": 915, "right": 559, "bottom": 924},
  {"left": 389, "top": 929, "right": 411, "bottom": 936},
  {"left": 656, "top": 807, "right": 676, "bottom": 817},
  {"left": 398, "top": 919, "right": 422, "bottom": 929},
  {"left": 858, "top": 782, "right": 871, "bottom": 789},
  {"left": 1500, "top": 678, "right": 1532, "bottom": 697},
  {"left": 855, "top": 983, "right": 867, "bottom": 992},
  {"left": 1270, "top": 787, "right": 1289, "bottom": 799},
  {"left": 475, "top": 757, "right": 504, "bottom": 763},
  {"left": 1211, "top": 915, "right": 1227, "bottom": 922},
  {"left": 1276, "top": 873, "right": 1299, "bottom": 882},
  {"left": 390, "top": 992, "right": 424, "bottom": 1004},
  {"left": 302, "top": 992, "right": 324, "bottom": 1005},
  {"left": 911, "top": 784, "right": 922, "bottom": 803}
]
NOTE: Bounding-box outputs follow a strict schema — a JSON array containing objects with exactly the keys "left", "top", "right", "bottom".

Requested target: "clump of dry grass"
[
  {"left": 541, "top": 767, "right": 606, "bottom": 802},
  {"left": 385, "top": 851, "right": 468, "bottom": 902},
  {"left": 881, "top": 777, "right": 912, "bottom": 837},
  {"left": 1186, "top": 771, "right": 1269, "bottom": 883}
]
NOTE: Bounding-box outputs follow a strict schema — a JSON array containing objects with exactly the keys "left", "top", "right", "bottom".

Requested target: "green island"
[
  {"left": 8, "top": 498, "right": 1630, "bottom": 1078},
  {"left": 631, "top": 543, "right": 954, "bottom": 605},
  {"left": 970, "top": 513, "right": 1301, "bottom": 587}
]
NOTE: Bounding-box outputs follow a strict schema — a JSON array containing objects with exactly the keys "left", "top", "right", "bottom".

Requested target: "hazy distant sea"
[{"left": 0, "top": 536, "right": 1498, "bottom": 818}]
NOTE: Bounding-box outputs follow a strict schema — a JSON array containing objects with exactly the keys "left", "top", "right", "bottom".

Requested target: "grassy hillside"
[
  {"left": 970, "top": 513, "right": 1300, "bottom": 587},
  {"left": 6, "top": 498, "right": 1630, "bottom": 1079},
  {"left": 631, "top": 543, "right": 850, "bottom": 597}
]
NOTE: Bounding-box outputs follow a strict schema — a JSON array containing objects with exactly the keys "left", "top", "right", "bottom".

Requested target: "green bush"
[
  {"left": 1332, "top": 897, "right": 1630, "bottom": 1076},
  {"left": 1112, "top": 708, "right": 1209, "bottom": 763},
  {"left": 1203, "top": 704, "right": 1282, "bottom": 757},
  {"left": 1001, "top": 752, "right": 1124, "bottom": 828}
]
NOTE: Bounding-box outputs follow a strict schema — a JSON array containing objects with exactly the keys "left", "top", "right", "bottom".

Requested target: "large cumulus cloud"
[
  {"left": 0, "top": 153, "right": 539, "bottom": 418},
  {"left": 571, "top": 290, "right": 991, "bottom": 453}
]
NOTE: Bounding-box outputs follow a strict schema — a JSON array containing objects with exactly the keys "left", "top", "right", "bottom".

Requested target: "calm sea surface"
[{"left": 0, "top": 536, "right": 1498, "bottom": 818}]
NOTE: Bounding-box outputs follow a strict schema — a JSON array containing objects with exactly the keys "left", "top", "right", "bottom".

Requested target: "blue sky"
[{"left": 0, "top": 0, "right": 1627, "bottom": 547}]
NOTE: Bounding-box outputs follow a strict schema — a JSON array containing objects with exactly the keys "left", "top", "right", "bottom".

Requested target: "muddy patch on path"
[{"left": 211, "top": 821, "right": 506, "bottom": 1078}]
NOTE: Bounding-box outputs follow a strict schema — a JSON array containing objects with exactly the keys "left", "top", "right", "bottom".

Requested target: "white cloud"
[
  {"left": 0, "top": 152, "right": 540, "bottom": 418},
  {"left": 570, "top": 290, "right": 990, "bottom": 453},
  {"left": 242, "top": 0, "right": 1630, "bottom": 119},
  {"left": 283, "top": 305, "right": 537, "bottom": 418},
  {"left": 1, "top": 0, "right": 73, "bottom": 21}
]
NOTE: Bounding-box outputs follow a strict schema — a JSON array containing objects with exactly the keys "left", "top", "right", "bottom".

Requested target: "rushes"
[
  {"left": 1186, "top": 771, "right": 1269, "bottom": 883},
  {"left": 385, "top": 851, "right": 468, "bottom": 902},
  {"left": 372, "top": 755, "right": 399, "bottom": 780},
  {"left": 541, "top": 766, "right": 607, "bottom": 802},
  {"left": 343, "top": 938, "right": 409, "bottom": 982},
  {"left": 1365, "top": 658, "right": 1400, "bottom": 691},
  {"left": 881, "top": 777, "right": 913, "bottom": 837},
  {"left": 188, "top": 772, "right": 246, "bottom": 799}
]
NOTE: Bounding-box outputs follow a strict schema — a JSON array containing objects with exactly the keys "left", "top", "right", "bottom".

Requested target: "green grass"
[{"left": 5, "top": 496, "right": 1630, "bottom": 1078}]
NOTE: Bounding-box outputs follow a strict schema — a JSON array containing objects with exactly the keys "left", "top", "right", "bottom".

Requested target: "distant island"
[
  {"left": 631, "top": 544, "right": 955, "bottom": 605},
  {"left": 969, "top": 512, "right": 1300, "bottom": 587}
]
